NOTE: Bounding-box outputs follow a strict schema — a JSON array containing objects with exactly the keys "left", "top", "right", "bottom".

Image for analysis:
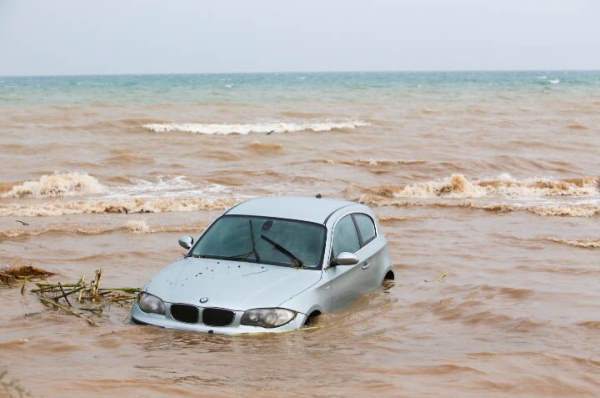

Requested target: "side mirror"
[
  {"left": 332, "top": 252, "right": 359, "bottom": 266},
  {"left": 178, "top": 236, "right": 194, "bottom": 250}
]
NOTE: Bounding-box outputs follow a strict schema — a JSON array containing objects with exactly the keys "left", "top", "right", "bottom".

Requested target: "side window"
[
  {"left": 332, "top": 215, "right": 360, "bottom": 257},
  {"left": 353, "top": 214, "right": 377, "bottom": 246}
]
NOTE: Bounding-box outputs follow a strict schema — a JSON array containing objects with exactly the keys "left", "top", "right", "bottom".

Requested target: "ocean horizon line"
[{"left": 2, "top": 68, "right": 600, "bottom": 79}]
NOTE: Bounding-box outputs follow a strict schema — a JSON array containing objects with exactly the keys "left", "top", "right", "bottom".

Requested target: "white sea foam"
[
  {"left": 2, "top": 173, "right": 230, "bottom": 200},
  {"left": 1, "top": 172, "right": 106, "bottom": 199},
  {"left": 3, "top": 174, "right": 179, "bottom": 198},
  {"left": 354, "top": 174, "right": 600, "bottom": 218},
  {"left": 546, "top": 237, "right": 600, "bottom": 249},
  {"left": 0, "top": 196, "right": 237, "bottom": 217},
  {"left": 106, "top": 176, "right": 196, "bottom": 197},
  {"left": 381, "top": 174, "right": 600, "bottom": 200},
  {"left": 142, "top": 121, "right": 369, "bottom": 135},
  {"left": 0, "top": 173, "right": 234, "bottom": 217}
]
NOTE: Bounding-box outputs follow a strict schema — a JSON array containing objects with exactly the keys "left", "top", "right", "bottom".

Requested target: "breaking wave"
[
  {"left": 356, "top": 198, "right": 600, "bottom": 218},
  {"left": 545, "top": 238, "right": 600, "bottom": 249},
  {"left": 3, "top": 172, "right": 599, "bottom": 218},
  {"left": 361, "top": 174, "right": 599, "bottom": 200},
  {"left": 0, "top": 172, "right": 237, "bottom": 217},
  {"left": 106, "top": 175, "right": 199, "bottom": 197},
  {"left": 354, "top": 174, "right": 600, "bottom": 218},
  {"left": 1, "top": 173, "right": 223, "bottom": 199},
  {"left": 2, "top": 172, "right": 106, "bottom": 199},
  {"left": 142, "top": 120, "right": 369, "bottom": 135},
  {"left": 0, "top": 196, "right": 235, "bottom": 217}
]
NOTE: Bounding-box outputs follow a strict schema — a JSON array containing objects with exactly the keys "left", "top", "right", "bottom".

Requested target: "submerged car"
[{"left": 131, "top": 196, "right": 393, "bottom": 334}]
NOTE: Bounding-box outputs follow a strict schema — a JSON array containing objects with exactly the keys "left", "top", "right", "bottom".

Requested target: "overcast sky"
[{"left": 0, "top": 0, "right": 599, "bottom": 76}]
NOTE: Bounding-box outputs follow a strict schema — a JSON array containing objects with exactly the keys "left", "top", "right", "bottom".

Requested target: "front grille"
[
  {"left": 202, "top": 308, "right": 235, "bottom": 327},
  {"left": 170, "top": 304, "right": 199, "bottom": 323}
]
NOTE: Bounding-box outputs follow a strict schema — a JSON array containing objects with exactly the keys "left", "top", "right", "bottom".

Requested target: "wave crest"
[
  {"left": 352, "top": 174, "right": 600, "bottom": 218},
  {"left": 0, "top": 172, "right": 236, "bottom": 217},
  {"left": 142, "top": 120, "right": 369, "bottom": 135},
  {"left": 0, "top": 196, "right": 236, "bottom": 217},
  {"left": 363, "top": 174, "right": 599, "bottom": 200},
  {"left": 2, "top": 172, "right": 106, "bottom": 199},
  {"left": 546, "top": 238, "right": 600, "bottom": 249}
]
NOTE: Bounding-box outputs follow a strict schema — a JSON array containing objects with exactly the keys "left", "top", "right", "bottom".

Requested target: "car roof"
[{"left": 226, "top": 196, "right": 357, "bottom": 224}]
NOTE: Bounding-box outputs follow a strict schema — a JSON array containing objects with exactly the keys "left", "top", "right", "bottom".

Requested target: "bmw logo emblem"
[{"left": 199, "top": 297, "right": 209, "bottom": 304}]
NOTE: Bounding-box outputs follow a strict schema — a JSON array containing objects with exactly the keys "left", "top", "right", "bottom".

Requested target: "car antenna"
[{"left": 315, "top": 193, "right": 322, "bottom": 199}]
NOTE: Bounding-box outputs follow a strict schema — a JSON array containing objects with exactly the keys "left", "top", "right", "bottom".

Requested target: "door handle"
[{"left": 361, "top": 262, "right": 370, "bottom": 270}]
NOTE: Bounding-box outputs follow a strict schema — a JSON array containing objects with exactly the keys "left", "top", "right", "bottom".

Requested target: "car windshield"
[{"left": 190, "top": 215, "right": 326, "bottom": 269}]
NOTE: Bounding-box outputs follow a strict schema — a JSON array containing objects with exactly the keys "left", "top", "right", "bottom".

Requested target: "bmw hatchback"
[{"left": 131, "top": 196, "right": 393, "bottom": 334}]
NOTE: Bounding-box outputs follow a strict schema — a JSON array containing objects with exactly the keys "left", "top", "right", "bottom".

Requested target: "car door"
[
  {"left": 352, "top": 213, "right": 387, "bottom": 291},
  {"left": 325, "top": 214, "right": 370, "bottom": 310}
]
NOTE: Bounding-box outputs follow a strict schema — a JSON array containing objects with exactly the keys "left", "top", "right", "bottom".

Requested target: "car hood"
[{"left": 144, "top": 257, "right": 322, "bottom": 310}]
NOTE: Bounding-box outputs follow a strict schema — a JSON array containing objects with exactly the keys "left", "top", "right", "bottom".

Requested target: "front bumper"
[{"left": 130, "top": 303, "right": 306, "bottom": 335}]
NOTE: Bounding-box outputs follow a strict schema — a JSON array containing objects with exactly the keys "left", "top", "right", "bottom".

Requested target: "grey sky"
[{"left": 1, "top": 0, "right": 599, "bottom": 76}]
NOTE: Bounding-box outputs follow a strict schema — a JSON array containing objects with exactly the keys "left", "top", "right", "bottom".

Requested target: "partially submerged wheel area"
[
  {"left": 304, "top": 311, "right": 321, "bottom": 327},
  {"left": 382, "top": 270, "right": 395, "bottom": 290},
  {"left": 384, "top": 270, "right": 395, "bottom": 281}
]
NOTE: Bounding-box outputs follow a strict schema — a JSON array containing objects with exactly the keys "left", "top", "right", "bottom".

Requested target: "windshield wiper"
[
  {"left": 190, "top": 252, "right": 253, "bottom": 261},
  {"left": 249, "top": 220, "right": 261, "bottom": 262},
  {"left": 260, "top": 234, "right": 304, "bottom": 268}
]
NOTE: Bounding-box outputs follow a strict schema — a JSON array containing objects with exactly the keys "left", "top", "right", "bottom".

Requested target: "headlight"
[
  {"left": 138, "top": 292, "right": 166, "bottom": 315},
  {"left": 240, "top": 308, "right": 296, "bottom": 328}
]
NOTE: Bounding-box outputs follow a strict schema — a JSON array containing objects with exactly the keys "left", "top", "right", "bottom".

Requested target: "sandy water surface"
[{"left": 1, "top": 72, "right": 599, "bottom": 397}]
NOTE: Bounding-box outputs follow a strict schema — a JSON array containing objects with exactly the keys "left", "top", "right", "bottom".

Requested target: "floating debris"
[
  {"left": 32, "top": 269, "right": 140, "bottom": 326},
  {"left": 0, "top": 265, "right": 55, "bottom": 287}
]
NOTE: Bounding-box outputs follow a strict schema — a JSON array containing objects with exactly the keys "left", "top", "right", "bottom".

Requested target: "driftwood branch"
[
  {"left": 39, "top": 296, "right": 97, "bottom": 326},
  {"left": 33, "top": 269, "right": 138, "bottom": 326},
  {"left": 57, "top": 282, "right": 72, "bottom": 307},
  {"left": 4, "top": 265, "right": 140, "bottom": 326}
]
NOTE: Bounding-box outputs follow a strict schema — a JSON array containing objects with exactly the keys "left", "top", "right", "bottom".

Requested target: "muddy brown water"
[{"left": 1, "top": 81, "right": 600, "bottom": 397}]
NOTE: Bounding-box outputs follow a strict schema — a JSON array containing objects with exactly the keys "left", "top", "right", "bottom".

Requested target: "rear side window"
[
  {"left": 353, "top": 214, "right": 377, "bottom": 246},
  {"left": 332, "top": 215, "right": 360, "bottom": 257}
]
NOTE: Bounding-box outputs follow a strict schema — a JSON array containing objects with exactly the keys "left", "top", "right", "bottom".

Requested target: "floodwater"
[{"left": 1, "top": 72, "right": 599, "bottom": 397}]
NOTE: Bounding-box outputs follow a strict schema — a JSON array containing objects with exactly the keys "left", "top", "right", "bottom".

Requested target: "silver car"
[{"left": 131, "top": 196, "right": 394, "bottom": 334}]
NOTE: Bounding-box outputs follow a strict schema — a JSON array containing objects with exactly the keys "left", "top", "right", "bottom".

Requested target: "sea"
[{"left": 1, "top": 71, "right": 599, "bottom": 397}]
